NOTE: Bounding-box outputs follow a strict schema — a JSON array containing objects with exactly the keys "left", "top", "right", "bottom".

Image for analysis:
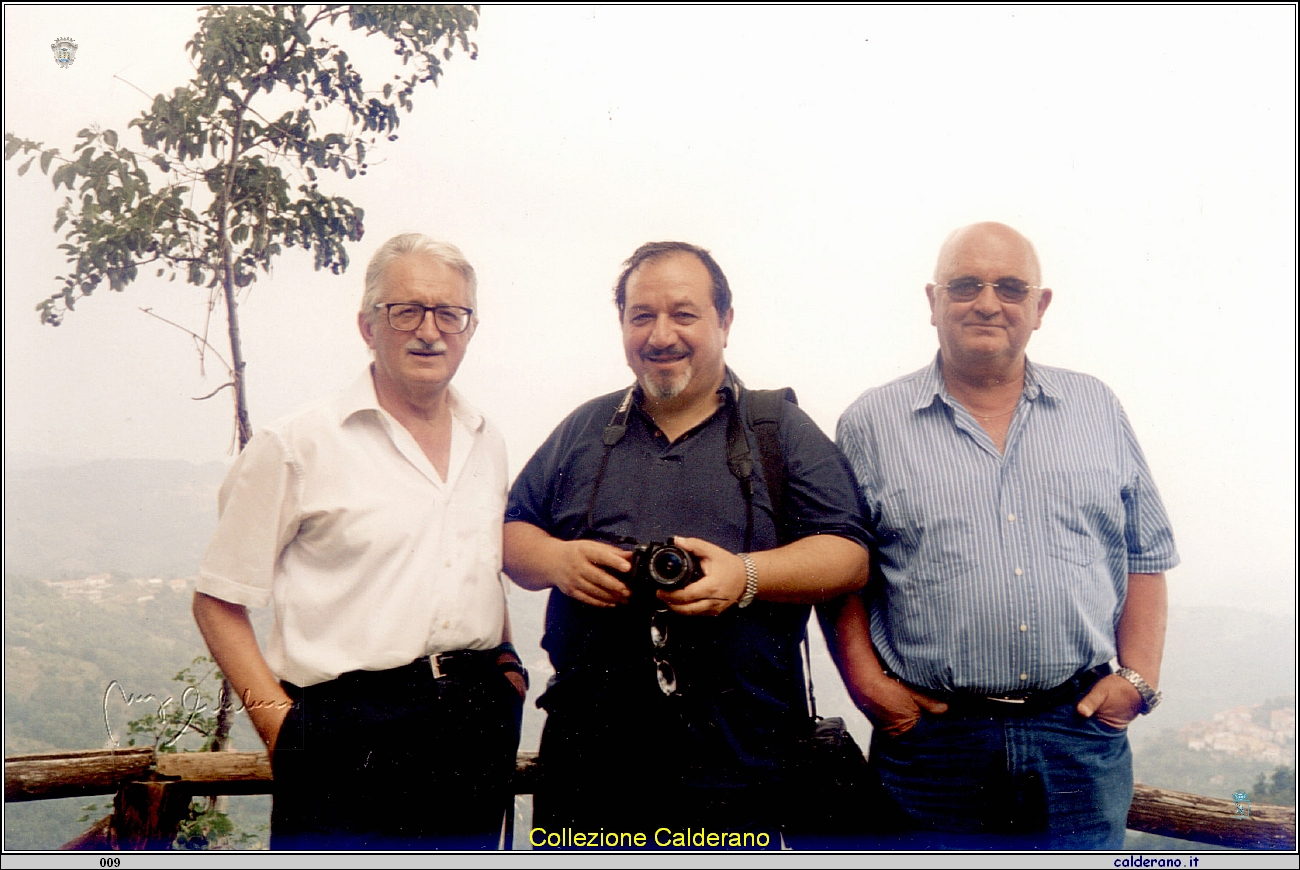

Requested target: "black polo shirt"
[{"left": 506, "top": 372, "right": 868, "bottom": 788}]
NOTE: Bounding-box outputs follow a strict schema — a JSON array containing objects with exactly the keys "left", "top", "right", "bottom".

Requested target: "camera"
[{"left": 622, "top": 540, "right": 703, "bottom": 593}]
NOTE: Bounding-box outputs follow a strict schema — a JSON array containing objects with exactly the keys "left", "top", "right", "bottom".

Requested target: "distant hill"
[{"left": 3, "top": 459, "right": 228, "bottom": 578}]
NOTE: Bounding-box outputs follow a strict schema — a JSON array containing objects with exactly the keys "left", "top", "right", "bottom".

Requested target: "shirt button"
[
  {"left": 1015, "top": 567, "right": 1024, "bottom": 576},
  {"left": 1019, "top": 673, "right": 1028, "bottom": 681},
  {"left": 1007, "top": 513, "right": 1016, "bottom": 522},
  {"left": 1019, "top": 624, "right": 1028, "bottom": 632}
]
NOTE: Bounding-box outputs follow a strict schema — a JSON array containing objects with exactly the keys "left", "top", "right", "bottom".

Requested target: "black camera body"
[{"left": 621, "top": 540, "right": 703, "bottom": 594}]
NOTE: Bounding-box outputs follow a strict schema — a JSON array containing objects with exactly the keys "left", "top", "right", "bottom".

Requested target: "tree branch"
[
  {"left": 138, "top": 307, "right": 233, "bottom": 374},
  {"left": 193, "top": 382, "right": 235, "bottom": 401}
]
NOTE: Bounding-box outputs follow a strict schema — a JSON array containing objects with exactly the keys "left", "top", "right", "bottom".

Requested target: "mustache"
[
  {"left": 404, "top": 338, "right": 448, "bottom": 353},
  {"left": 643, "top": 347, "right": 688, "bottom": 361}
]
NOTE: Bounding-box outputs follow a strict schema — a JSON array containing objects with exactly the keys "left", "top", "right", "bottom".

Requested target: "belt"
[
  {"left": 284, "top": 649, "right": 497, "bottom": 700},
  {"left": 924, "top": 664, "right": 1112, "bottom": 717}
]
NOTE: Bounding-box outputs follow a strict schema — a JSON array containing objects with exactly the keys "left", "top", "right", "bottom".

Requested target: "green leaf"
[
  {"left": 103, "top": 129, "right": 118, "bottom": 148},
  {"left": 16, "top": 156, "right": 34, "bottom": 176}
]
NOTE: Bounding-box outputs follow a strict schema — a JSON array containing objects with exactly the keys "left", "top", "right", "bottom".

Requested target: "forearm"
[
  {"left": 1116, "top": 572, "right": 1167, "bottom": 688},
  {"left": 192, "top": 592, "right": 292, "bottom": 749},
  {"left": 818, "top": 591, "right": 946, "bottom": 733},
  {"left": 503, "top": 521, "right": 562, "bottom": 591},
  {"left": 750, "top": 534, "right": 869, "bottom": 604},
  {"left": 818, "top": 592, "right": 891, "bottom": 704}
]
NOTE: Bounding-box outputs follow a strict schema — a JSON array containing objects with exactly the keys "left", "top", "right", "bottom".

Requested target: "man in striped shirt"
[{"left": 829, "top": 222, "right": 1178, "bottom": 849}]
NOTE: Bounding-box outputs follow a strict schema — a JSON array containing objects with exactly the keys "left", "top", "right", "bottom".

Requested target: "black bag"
[{"left": 746, "top": 388, "right": 903, "bottom": 847}]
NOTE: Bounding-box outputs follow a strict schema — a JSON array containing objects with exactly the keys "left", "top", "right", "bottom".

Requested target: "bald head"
[
  {"left": 934, "top": 222, "right": 1042, "bottom": 287},
  {"left": 926, "top": 221, "right": 1052, "bottom": 381}
]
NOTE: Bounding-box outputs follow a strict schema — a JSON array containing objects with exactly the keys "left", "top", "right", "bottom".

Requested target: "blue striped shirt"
[{"left": 836, "top": 355, "right": 1179, "bottom": 694}]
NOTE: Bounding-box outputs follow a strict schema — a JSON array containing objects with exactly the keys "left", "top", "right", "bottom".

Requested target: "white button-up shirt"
[{"left": 198, "top": 369, "right": 509, "bottom": 687}]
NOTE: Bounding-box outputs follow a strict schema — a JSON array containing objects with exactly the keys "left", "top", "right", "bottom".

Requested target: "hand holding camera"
[{"left": 655, "top": 536, "right": 750, "bottom": 617}]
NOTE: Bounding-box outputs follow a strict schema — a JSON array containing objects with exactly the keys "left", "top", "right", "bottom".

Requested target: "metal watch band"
[
  {"left": 1116, "top": 666, "right": 1161, "bottom": 714},
  {"left": 736, "top": 553, "right": 758, "bottom": 609}
]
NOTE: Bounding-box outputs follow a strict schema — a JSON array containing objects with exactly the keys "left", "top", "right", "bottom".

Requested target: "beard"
[{"left": 641, "top": 361, "right": 693, "bottom": 400}]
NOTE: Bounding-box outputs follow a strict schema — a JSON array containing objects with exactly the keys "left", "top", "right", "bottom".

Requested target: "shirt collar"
[
  {"left": 338, "top": 366, "right": 486, "bottom": 432},
  {"left": 911, "top": 354, "right": 949, "bottom": 412},
  {"left": 913, "top": 353, "right": 1060, "bottom": 412},
  {"left": 1023, "top": 357, "right": 1061, "bottom": 403}
]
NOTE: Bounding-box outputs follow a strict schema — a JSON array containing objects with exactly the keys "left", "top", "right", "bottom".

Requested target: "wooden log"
[
  {"left": 61, "top": 815, "right": 114, "bottom": 850},
  {"left": 155, "top": 751, "right": 271, "bottom": 795},
  {"left": 511, "top": 750, "right": 542, "bottom": 796},
  {"left": 1128, "top": 783, "right": 1295, "bottom": 850},
  {"left": 5, "top": 748, "right": 153, "bottom": 802},
  {"left": 10, "top": 749, "right": 1295, "bottom": 850},
  {"left": 113, "top": 778, "right": 192, "bottom": 851}
]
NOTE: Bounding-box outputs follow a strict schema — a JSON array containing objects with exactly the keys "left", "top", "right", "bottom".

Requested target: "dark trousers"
[
  {"left": 270, "top": 652, "right": 523, "bottom": 851},
  {"left": 532, "top": 692, "right": 781, "bottom": 848}
]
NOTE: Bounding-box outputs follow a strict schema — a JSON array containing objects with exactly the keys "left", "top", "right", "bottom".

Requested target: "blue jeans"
[{"left": 869, "top": 699, "right": 1133, "bottom": 849}]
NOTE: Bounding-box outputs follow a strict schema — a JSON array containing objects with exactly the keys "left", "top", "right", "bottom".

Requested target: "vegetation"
[
  {"left": 1251, "top": 766, "right": 1296, "bottom": 807},
  {"left": 5, "top": 4, "right": 479, "bottom": 449},
  {"left": 6, "top": 3, "right": 479, "bottom": 757}
]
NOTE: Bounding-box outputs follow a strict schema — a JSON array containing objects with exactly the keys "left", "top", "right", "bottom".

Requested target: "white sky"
[{"left": 3, "top": 5, "right": 1296, "bottom": 613}]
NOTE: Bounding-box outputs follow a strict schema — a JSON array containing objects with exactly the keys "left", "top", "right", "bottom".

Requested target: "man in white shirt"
[{"left": 193, "top": 234, "right": 525, "bottom": 850}]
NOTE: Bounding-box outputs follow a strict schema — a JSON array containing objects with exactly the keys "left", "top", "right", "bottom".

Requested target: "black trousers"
[
  {"left": 532, "top": 688, "right": 782, "bottom": 848},
  {"left": 270, "top": 652, "right": 523, "bottom": 850}
]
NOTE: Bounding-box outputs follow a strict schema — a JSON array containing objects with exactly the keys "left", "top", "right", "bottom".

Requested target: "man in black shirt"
[{"left": 505, "top": 241, "right": 869, "bottom": 843}]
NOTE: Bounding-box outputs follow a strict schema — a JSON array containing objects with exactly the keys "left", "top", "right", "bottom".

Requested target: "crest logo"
[{"left": 51, "top": 37, "right": 78, "bottom": 70}]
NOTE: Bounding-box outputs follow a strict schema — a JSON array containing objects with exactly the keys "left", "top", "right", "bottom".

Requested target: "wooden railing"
[{"left": 5, "top": 748, "right": 1294, "bottom": 850}]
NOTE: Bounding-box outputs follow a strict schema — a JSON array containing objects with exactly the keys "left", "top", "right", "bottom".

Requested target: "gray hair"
[{"left": 360, "top": 234, "right": 478, "bottom": 320}]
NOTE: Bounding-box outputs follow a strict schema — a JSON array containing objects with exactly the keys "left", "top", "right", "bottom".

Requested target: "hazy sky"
[{"left": 4, "top": 5, "right": 1296, "bottom": 613}]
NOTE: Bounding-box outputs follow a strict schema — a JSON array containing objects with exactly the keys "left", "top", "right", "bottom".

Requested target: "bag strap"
[
  {"left": 802, "top": 635, "right": 818, "bottom": 719},
  {"left": 741, "top": 388, "right": 821, "bottom": 718},
  {"left": 743, "top": 387, "right": 797, "bottom": 546}
]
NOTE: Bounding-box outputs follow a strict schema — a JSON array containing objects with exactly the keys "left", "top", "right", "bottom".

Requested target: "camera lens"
[{"left": 649, "top": 547, "right": 691, "bottom": 587}]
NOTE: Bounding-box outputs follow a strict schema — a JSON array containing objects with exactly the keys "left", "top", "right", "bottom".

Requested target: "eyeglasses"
[
  {"left": 651, "top": 609, "right": 678, "bottom": 696},
  {"left": 934, "top": 278, "right": 1039, "bottom": 304},
  {"left": 373, "top": 303, "right": 474, "bottom": 334}
]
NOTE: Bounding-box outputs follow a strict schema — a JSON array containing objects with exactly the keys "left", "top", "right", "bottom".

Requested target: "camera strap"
[
  {"left": 584, "top": 381, "right": 797, "bottom": 555},
  {"left": 586, "top": 382, "right": 768, "bottom": 550},
  {"left": 584, "top": 386, "right": 636, "bottom": 532}
]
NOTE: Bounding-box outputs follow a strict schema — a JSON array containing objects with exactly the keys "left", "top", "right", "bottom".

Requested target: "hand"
[
  {"left": 656, "top": 536, "right": 746, "bottom": 616},
  {"left": 1076, "top": 673, "right": 1143, "bottom": 729},
  {"left": 548, "top": 538, "right": 633, "bottom": 607},
  {"left": 857, "top": 675, "right": 948, "bottom": 738}
]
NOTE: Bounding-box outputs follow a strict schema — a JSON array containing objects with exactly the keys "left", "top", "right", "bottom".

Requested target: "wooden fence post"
[{"left": 112, "top": 776, "right": 192, "bottom": 850}]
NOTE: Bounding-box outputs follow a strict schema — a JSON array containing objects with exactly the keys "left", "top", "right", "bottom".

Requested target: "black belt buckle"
[{"left": 430, "top": 649, "right": 487, "bottom": 680}]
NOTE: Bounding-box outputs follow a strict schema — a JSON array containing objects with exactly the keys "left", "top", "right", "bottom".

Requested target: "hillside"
[{"left": 3, "top": 458, "right": 1295, "bottom": 849}]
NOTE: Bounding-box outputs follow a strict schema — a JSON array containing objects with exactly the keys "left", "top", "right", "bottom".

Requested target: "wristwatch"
[
  {"left": 1115, "top": 666, "right": 1161, "bottom": 714},
  {"left": 736, "top": 553, "right": 758, "bottom": 609}
]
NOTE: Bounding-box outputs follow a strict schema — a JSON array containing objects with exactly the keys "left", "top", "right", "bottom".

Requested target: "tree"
[
  {"left": 6, "top": 4, "right": 478, "bottom": 448},
  {"left": 5, "top": 4, "right": 479, "bottom": 751}
]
